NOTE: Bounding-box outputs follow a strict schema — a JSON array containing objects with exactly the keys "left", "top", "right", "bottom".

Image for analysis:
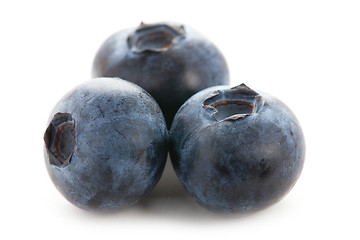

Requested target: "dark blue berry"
[
  {"left": 44, "top": 78, "right": 168, "bottom": 211},
  {"left": 92, "top": 22, "right": 229, "bottom": 127},
  {"left": 169, "top": 84, "right": 305, "bottom": 213}
]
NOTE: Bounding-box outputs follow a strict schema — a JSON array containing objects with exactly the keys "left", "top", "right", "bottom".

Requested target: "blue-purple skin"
[
  {"left": 169, "top": 84, "right": 305, "bottom": 213},
  {"left": 92, "top": 22, "right": 229, "bottom": 127},
  {"left": 44, "top": 78, "right": 168, "bottom": 211}
]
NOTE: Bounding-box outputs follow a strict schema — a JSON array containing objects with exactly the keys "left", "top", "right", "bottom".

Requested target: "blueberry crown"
[
  {"left": 202, "top": 84, "right": 264, "bottom": 121},
  {"left": 128, "top": 22, "right": 185, "bottom": 53}
]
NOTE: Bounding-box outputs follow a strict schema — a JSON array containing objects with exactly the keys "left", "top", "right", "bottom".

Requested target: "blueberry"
[
  {"left": 44, "top": 78, "right": 168, "bottom": 211},
  {"left": 169, "top": 84, "right": 305, "bottom": 213},
  {"left": 92, "top": 22, "right": 229, "bottom": 127}
]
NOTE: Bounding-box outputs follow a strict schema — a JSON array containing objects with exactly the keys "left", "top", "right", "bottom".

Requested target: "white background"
[{"left": 1, "top": 0, "right": 359, "bottom": 239}]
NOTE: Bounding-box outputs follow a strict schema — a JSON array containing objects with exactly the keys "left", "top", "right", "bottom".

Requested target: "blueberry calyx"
[
  {"left": 44, "top": 112, "right": 76, "bottom": 168},
  {"left": 202, "top": 84, "right": 264, "bottom": 121},
  {"left": 127, "top": 22, "right": 185, "bottom": 53}
]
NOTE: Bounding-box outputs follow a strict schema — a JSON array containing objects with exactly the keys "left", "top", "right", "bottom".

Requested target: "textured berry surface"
[
  {"left": 92, "top": 22, "right": 229, "bottom": 127},
  {"left": 44, "top": 78, "right": 168, "bottom": 211},
  {"left": 169, "top": 84, "right": 305, "bottom": 213}
]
